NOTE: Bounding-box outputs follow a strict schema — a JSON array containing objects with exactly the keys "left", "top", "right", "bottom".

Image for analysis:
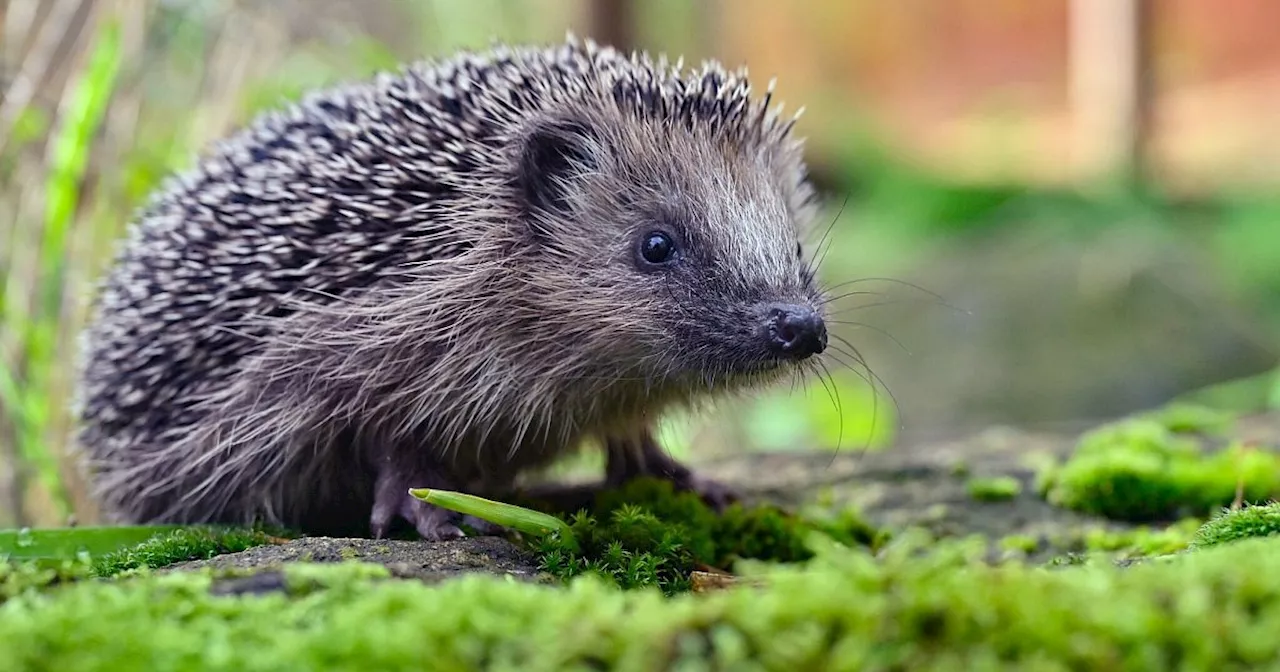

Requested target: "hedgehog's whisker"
[
  {"left": 810, "top": 358, "right": 844, "bottom": 464},
  {"left": 826, "top": 338, "right": 902, "bottom": 434},
  {"left": 824, "top": 319, "right": 911, "bottom": 355},
  {"left": 818, "top": 289, "right": 888, "bottom": 305},
  {"left": 813, "top": 193, "right": 849, "bottom": 272}
]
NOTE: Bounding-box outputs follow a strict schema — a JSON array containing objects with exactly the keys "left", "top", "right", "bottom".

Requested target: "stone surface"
[{"left": 169, "top": 535, "right": 547, "bottom": 584}]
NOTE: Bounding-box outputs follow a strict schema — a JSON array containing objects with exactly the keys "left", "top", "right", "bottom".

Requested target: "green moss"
[
  {"left": 1046, "top": 552, "right": 1091, "bottom": 567},
  {"left": 965, "top": 475, "right": 1021, "bottom": 502},
  {"left": 1078, "top": 518, "right": 1201, "bottom": 557},
  {"left": 90, "top": 526, "right": 276, "bottom": 577},
  {"left": 1191, "top": 502, "right": 1280, "bottom": 549},
  {"left": 1143, "top": 402, "right": 1234, "bottom": 435},
  {"left": 997, "top": 534, "right": 1039, "bottom": 555},
  {"left": 10, "top": 535, "right": 1280, "bottom": 669},
  {"left": 528, "top": 478, "right": 885, "bottom": 594},
  {"left": 1038, "top": 417, "right": 1280, "bottom": 522},
  {"left": 1, "top": 556, "right": 93, "bottom": 605}
]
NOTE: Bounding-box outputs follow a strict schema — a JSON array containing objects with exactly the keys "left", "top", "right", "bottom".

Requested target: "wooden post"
[
  {"left": 1068, "top": 0, "right": 1154, "bottom": 186},
  {"left": 588, "top": 0, "right": 633, "bottom": 52}
]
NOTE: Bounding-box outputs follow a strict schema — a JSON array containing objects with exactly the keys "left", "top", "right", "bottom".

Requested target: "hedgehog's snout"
[{"left": 757, "top": 303, "right": 827, "bottom": 360}]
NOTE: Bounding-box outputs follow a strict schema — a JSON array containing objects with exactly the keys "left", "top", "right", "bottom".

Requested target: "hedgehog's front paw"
[
  {"left": 370, "top": 492, "right": 465, "bottom": 541},
  {"left": 676, "top": 472, "right": 739, "bottom": 512},
  {"left": 369, "top": 464, "right": 504, "bottom": 541},
  {"left": 605, "top": 434, "right": 741, "bottom": 513}
]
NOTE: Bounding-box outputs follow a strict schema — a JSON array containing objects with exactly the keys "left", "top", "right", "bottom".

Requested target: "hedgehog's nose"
[{"left": 761, "top": 304, "right": 827, "bottom": 360}]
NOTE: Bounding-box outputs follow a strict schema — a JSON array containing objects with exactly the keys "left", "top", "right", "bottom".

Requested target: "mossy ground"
[
  {"left": 8, "top": 526, "right": 1280, "bottom": 670},
  {"left": 5, "top": 404, "right": 1280, "bottom": 669},
  {"left": 2, "top": 479, "right": 884, "bottom": 595}
]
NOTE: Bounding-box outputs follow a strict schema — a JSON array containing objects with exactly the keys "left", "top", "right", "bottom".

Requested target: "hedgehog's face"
[{"left": 513, "top": 108, "right": 827, "bottom": 394}]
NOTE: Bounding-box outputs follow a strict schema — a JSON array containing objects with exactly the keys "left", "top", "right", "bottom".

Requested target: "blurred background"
[{"left": 2, "top": 0, "right": 1279, "bottom": 528}]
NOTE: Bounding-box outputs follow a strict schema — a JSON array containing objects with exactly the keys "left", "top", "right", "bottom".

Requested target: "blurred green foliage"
[{"left": 1, "top": 16, "right": 123, "bottom": 521}]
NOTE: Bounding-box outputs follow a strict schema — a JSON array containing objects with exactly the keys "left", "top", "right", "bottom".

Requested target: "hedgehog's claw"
[
  {"left": 604, "top": 432, "right": 740, "bottom": 512},
  {"left": 370, "top": 496, "right": 466, "bottom": 541},
  {"left": 677, "top": 472, "right": 739, "bottom": 512},
  {"left": 370, "top": 463, "right": 492, "bottom": 541}
]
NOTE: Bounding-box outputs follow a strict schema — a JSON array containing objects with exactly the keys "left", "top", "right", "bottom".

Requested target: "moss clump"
[
  {"left": 91, "top": 526, "right": 277, "bottom": 577},
  {"left": 1079, "top": 518, "right": 1201, "bottom": 557},
  {"left": 10, "top": 535, "right": 1280, "bottom": 669},
  {"left": 1143, "top": 402, "right": 1233, "bottom": 436},
  {"left": 1191, "top": 502, "right": 1280, "bottom": 549},
  {"left": 1, "top": 557, "right": 93, "bottom": 605},
  {"left": 997, "top": 534, "right": 1039, "bottom": 555},
  {"left": 1038, "top": 417, "right": 1280, "bottom": 522},
  {"left": 533, "top": 504, "right": 694, "bottom": 592},
  {"left": 531, "top": 478, "right": 885, "bottom": 594},
  {"left": 966, "top": 475, "right": 1021, "bottom": 502}
]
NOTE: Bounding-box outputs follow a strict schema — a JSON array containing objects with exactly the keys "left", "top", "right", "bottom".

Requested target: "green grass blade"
[
  {"left": 1268, "top": 366, "right": 1280, "bottom": 410},
  {"left": 409, "top": 488, "right": 577, "bottom": 550},
  {"left": 9, "top": 14, "right": 124, "bottom": 520},
  {"left": 0, "top": 525, "right": 182, "bottom": 561},
  {"left": 42, "top": 17, "right": 121, "bottom": 268}
]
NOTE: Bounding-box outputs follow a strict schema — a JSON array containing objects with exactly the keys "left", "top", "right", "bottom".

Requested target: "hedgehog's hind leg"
[
  {"left": 604, "top": 430, "right": 739, "bottom": 511},
  {"left": 369, "top": 456, "right": 503, "bottom": 541}
]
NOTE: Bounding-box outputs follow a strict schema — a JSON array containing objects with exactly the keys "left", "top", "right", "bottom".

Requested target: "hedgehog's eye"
[
  {"left": 796, "top": 241, "right": 803, "bottom": 259},
  {"left": 638, "top": 230, "right": 678, "bottom": 267}
]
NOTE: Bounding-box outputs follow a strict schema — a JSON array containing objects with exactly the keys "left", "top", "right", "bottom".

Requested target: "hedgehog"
[{"left": 73, "top": 35, "right": 832, "bottom": 541}]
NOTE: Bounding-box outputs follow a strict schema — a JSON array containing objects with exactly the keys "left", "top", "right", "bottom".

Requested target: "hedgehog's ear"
[{"left": 517, "top": 116, "right": 600, "bottom": 237}]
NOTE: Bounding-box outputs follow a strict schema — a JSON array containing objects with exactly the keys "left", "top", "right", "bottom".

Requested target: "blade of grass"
[
  {"left": 408, "top": 488, "right": 577, "bottom": 550},
  {"left": 0, "top": 524, "right": 182, "bottom": 561},
  {"left": 9, "top": 13, "right": 123, "bottom": 521},
  {"left": 1268, "top": 366, "right": 1280, "bottom": 410}
]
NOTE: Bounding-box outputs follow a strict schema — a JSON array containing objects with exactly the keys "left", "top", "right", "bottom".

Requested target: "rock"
[
  {"left": 696, "top": 424, "right": 1100, "bottom": 549},
  {"left": 168, "top": 535, "right": 547, "bottom": 586}
]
